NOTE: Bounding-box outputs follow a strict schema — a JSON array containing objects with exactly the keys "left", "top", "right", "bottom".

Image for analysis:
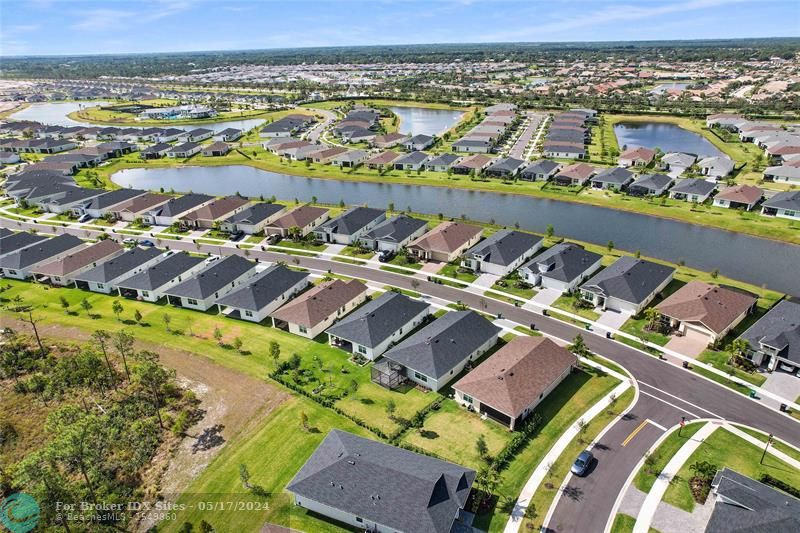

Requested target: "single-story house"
[
  {"left": 364, "top": 150, "right": 400, "bottom": 170},
  {"left": 164, "top": 255, "right": 256, "bottom": 312},
  {"left": 330, "top": 149, "right": 369, "bottom": 168},
  {"left": 619, "top": 147, "right": 656, "bottom": 167},
  {"left": 374, "top": 310, "right": 500, "bottom": 392},
  {"left": 580, "top": 256, "right": 675, "bottom": 315},
  {"left": 543, "top": 142, "right": 587, "bottom": 160},
  {"left": 359, "top": 215, "right": 428, "bottom": 252},
  {"left": 181, "top": 195, "right": 250, "bottom": 229},
  {"left": 31, "top": 239, "right": 124, "bottom": 286},
  {"left": 327, "top": 291, "right": 430, "bottom": 360},
  {"left": 0, "top": 151, "right": 21, "bottom": 164},
  {"left": 659, "top": 152, "right": 696, "bottom": 174},
  {"left": 37, "top": 187, "right": 108, "bottom": 214},
  {"left": 404, "top": 134, "right": 435, "bottom": 151},
  {"left": 698, "top": 156, "right": 735, "bottom": 179},
  {"left": 0, "top": 234, "right": 85, "bottom": 280},
  {"left": 763, "top": 165, "right": 800, "bottom": 184},
  {"left": 181, "top": 127, "right": 214, "bottom": 142},
  {"left": 216, "top": 264, "right": 310, "bottom": 323},
  {"left": 627, "top": 173, "right": 674, "bottom": 197},
  {"left": 451, "top": 154, "right": 493, "bottom": 174},
  {"left": 74, "top": 246, "right": 165, "bottom": 293},
  {"left": 453, "top": 336, "right": 577, "bottom": 430},
  {"left": 713, "top": 185, "right": 762, "bottom": 211},
  {"left": 519, "top": 243, "right": 603, "bottom": 293},
  {"left": 219, "top": 203, "right": 286, "bottom": 234},
  {"left": 656, "top": 281, "right": 756, "bottom": 346},
  {"left": 590, "top": 167, "right": 634, "bottom": 190},
  {"left": 201, "top": 141, "right": 231, "bottom": 157},
  {"left": 167, "top": 142, "right": 202, "bottom": 158},
  {"left": 0, "top": 231, "right": 47, "bottom": 259},
  {"left": 71, "top": 188, "right": 148, "bottom": 219},
  {"left": 140, "top": 143, "right": 171, "bottom": 159},
  {"left": 553, "top": 163, "right": 596, "bottom": 186},
  {"left": 141, "top": 193, "right": 215, "bottom": 227},
  {"left": 484, "top": 157, "right": 526, "bottom": 179},
  {"left": 668, "top": 178, "right": 716, "bottom": 203},
  {"left": 705, "top": 469, "right": 800, "bottom": 533},
  {"left": 452, "top": 138, "right": 493, "bottom": 153},
  {"left": 287, "top": 429, "right": 475, "bottom": 533},
  {"left": 424, "top": 153, "right": 461, "bottom": 172},
  {"left": 519, "top": 160, "right": 561, "bottom": 182},
  {"left": 116, "top": 251, "right": 207, "bottom": 302},
  {"left": 156, "top": 128, "right": 184, "bottom": 143},
  {"left": 314, "top": 206, "right": 386, "bottom": 245},
  {"left": 214, "top": 128, "right": 243, "bottom": 142},
  {"left": 738, "top": 299, "right": 800, "bottom": 372},
  {"left": 461, "top": 229, "right": 543, "bottom": 277},
  {"left": 270, "top": 279, "right": 368, "bottom": 339},
  {"left": 371, "top": 132, "right": 409, "bottom": 149},
  {"left": 312, "top": 146, "right": 349, "bottom": 164},
  {"left": 408, "top": 221, "right": 482, "bottom": 263},
  {"left": 761, "top": 191, "right": 800, "bottom": 220},
  {"left": 264, "top": 205, "right": 330, "bottom": 237},
  {"left": 393, "top": 151, "right": 430, "bottom": 171}
]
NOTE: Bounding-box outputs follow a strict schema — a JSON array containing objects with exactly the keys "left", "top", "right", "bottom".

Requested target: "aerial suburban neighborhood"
[{"left": 0, "top": 2, "right": 799, "bottom": 533}]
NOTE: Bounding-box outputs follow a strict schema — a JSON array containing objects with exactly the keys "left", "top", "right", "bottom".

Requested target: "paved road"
[
  {"left": 509, "top": 112, "right": 544, "bottom": 160},
  {"left": 4, "top": 218, "right": 799, "bottom": 533},
  {"left": 303, "top": 107, "right": 338, "bottom": 143}
]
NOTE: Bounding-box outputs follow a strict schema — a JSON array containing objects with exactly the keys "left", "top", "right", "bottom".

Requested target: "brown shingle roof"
[
  {"left": 269, "top": 205, "right": 328, "bottom": 230},
  {"left": 656, "top": 281, "right": 757, "bottom": 335},
  {"left": 455, "top": 154, "right": 492, "bottom": 169},
  {"left": 183, "top": 195, "right": 249, "bottom": 222},
  {"left": 32, "top": 240, "right": 122, "bottom": 277},
  {"left": 714, "top": 185, "right": 763, "bottom": 205},
  {"left": 557, "top": 163, "right": 596, "bottom": 180},
  {"left": 365, "top": 150, "right": 400, "bottom": 165},
  {"left": 453, "top": 337, "right": 577, "bottom": 418},
  {"left": 118, "top": 193, "right": 171, "bottom": 213},
  {"left": 408, "top": 221, "right": 482, "bottom": 254},
  {"left": 271, "top": 279, "right": 367, "bottom": 328}
]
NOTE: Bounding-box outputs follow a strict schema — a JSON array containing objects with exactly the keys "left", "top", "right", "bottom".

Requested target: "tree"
[
  {"left": 269, "top": 341, "right": 281, "bottom": 365},
  {"left": 162, "top": 313, "right": 172, "bottom": 332},
  {"left": 386, "top": 399, "right": 397, "bottom": 419},
  {"left": 199, "top": 521, "right": 215, "bottom": 533},
  {"left": 569, "top": 334, "right": 590, "bottom": 357},
  {"left": 239, "top": 464, "right": 251, "bottom": 488},
  {"left": 546, "top": 224, "right": 555, "bottom": 238},
  {"left": 81, "top": 298, "right": 92, "bottom": 316},
  {"left": 300, "top": 411, "right": 309, "bottom": 431},
  {"left": 710, "top": 268, "right": 719, "bottom": 279},
  {"left": 112, "top": 300, "right": 124, "bottom": 322},
  {"left": 213, "top": 327, "right": 223, "bottom": 345},
  {"left": 133, "top": 360, "right": 173, "bottom": 429},
  {"left": 607, "top": 240, "right": 615, "bottom": 252},
  {"left": 644, "top": 307, "right": 662, "bottom": 331},
  {"left": 689, "top": 461, "right": 718, "bottom": 481},
  {"left": 59, "top": 296, "right": 70, "bottom": 314},
  {"left": 112, "top": 330, "right": 135, "bottom": 382},
  {"left": 232, "top": 337, "right": 243, "bottom": 353},
  {"left": 92, "top": 330, "right": 116, "bottom": 389},
  {"left": 134, "top": 309, "right": 143, "bottom": 325},
  {"left": 476, "top": 434, "right": 489, "bottom": 460}
]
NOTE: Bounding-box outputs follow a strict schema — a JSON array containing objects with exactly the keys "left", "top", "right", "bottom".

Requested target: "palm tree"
[{"left": 644, "top": 308, "right": 662, "bottom": 332}]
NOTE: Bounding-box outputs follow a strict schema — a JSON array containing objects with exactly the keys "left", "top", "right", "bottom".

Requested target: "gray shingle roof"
[
  {"left": 152, "top": 193, "right": 214, "bottom": 217},
  {"left": 83, "top": 188, "right": 146, "bottom": 210},
  {"left": 216, "top": 264, "right": 309, "bottom": 312},
  {"left": 224, "top": 203, "right": 284, "bottom": 225},
  {"left": 425, "top": 153, "right": 460, "bottom": 167},
  {"left": 318, "top": 207, "right": 385, "bottom": 236},
  {"left": 581, "top": 256, "right": 675, "bottom": 305},
  {"left": 393, "top": 151, "right": 429, "bottom": 165},
  {"left": 361, "top": 215, "right": 427, "bottom": 245},
  {"left": 487, "top": 157, "right": 525, "bottom": 173},
  {"left": 521, "top": 159, "right": 560, "bottom": 176},
  {"left": 287, "top": 429, "right": 474, "bottom": 533},
  {"left": 630, "top": 173, "right": 673, "bottom": 191},
  {"left": 326, "top": 291, "right": 430, "bottom": 348},
  {"left": 465, "top": 229, "right": 541, "bottom": 267},
  {"left": 763, "top": 191, "right": 800, "bottom": 211},
  {"left": 0, "top": 231, "right": 48, "bottom": 255},
  {"left": 521, "top": 243, "right": 602, "bottom": 283},
  {"left": 165, "top": 255, "right": 254, "bottom": 299},
  {"left": 76, "top": 246, "right": 163, "bottom": 283},
  {"left": 0, "top": 234, "right": 83, "bottom": 270},
  {"left": 670, "top": 178, "right": 716, "bottom": 196},
  {"left": 739, "top": 299, "right": 800, "bottom": 364},
  {"left": 384, "top": 310, "right": 500, "bottom": 379},
  {"left": 706, "top": 468, "right": 800, "bottom": 533},
  {"left": 116, "top": 252, "right": 204, "bottom": 291},
  {"left": 591, "top": 167, "right": 634, "bottom": 185}
]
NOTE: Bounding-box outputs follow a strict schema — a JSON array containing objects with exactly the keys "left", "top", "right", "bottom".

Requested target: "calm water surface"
[
  {"left": 614, "top": 122, "right": 724, "bottom": 157},
  {"left": 112, "top": 165, "right": 800, "bottom": 295},
  {"left": 388, "top": 106, "right": 464, "bottom": 136}
]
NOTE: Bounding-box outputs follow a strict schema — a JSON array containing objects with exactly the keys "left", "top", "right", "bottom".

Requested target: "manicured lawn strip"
[
  {"left": 662, "top": 426, "right": 800, "bottom": 513},
  {"left": 620, "top": 315, "right": 671, "bottom": 347},
  {"left": 379, "top": 265, "right": 416, "bottom": 275},
  {"left": 477, "top": 367, "right": 620, "bottom": 532},
  {"left": 610, "top": 513, "right": 637, "bottom": 533},
  {"left": 162, "top": 397, "right": 368, "bottom": 533},
  {"left": 732, "top": 425, "right": 800, "bottom": 464},
  {"left": 633, "top": 422, "right": 705, "bottom": 493},
  {"left": 582, "top": 352, "right": 628, "bottom": 377},
  {"left": 551, "top": 294, "right": 600, "bottom": 321},
  {"left": 338, "top": 245, "right": 375, "bottom": 259},
  {"left": 490, "top": 281, "right": 536, "bottom": 300},
  {"left": 690, "top": 365, "right": 752, "bottom": 396},
  {"left": 272, "top": 239, "right": 327, "bottom": 252},
  {"left": 438, "top": 262, "right": 479, "bottom": 284},
  {"left": 381, "top": 286, "right": 421, "bottom": 299},
  {"left": 696, "top": 350, "right": 766, "bottom": 386}
]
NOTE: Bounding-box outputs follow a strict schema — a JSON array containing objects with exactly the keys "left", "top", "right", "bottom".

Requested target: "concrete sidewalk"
[
  {"left": 504, "top": 380, "right": 632, "bottom": 533},
  {"left": 633, "top": 422, "right": 718, "bottom": 533}
]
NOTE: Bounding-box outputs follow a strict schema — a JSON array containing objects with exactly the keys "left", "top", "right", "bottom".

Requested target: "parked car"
[
  {"left": 230, "top": 230, "right": 245, "bottom": 241},
  {"left": 77, "top": 214, "right": 92, "bottom": 223},
  {"left": 378, "top": 250, "right": 395, "bottom": 262},
  {"left": 122, "top": 238, "right": 137, "bottom": 245},
  {"left": 266, "top": 234, "right": 282, "bottom": 244},
  {"left": 571, "top": 450, "right": 594, "bottom": 477},
  {"left": 139, "top": 240, "right": 155, "bottom": 247}
]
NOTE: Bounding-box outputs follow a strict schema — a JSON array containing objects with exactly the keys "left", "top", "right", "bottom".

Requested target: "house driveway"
[
  {"left": 419, "top": 261, "right": 443, "bottom": 274},
  {"left": 664, "top": 334, "right": 707, "bottom": 359},
  {"left": 761, "top": 369, "right": 800, "bottom": 405},
  {"left": 322, "top": 243, "right": 346, "bottom": 256},
  {"left": 596, "top": 309, "right": 631, "bottom": 330},
  {"left": 473, "top": 273, "right": 501, "bottom": 289},
  {"left": 531, "top": 288, "right": 561, "bottom": 307}
]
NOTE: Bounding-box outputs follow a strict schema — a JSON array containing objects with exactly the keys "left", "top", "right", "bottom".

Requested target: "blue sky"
[{"left": 1, "top": 0, "right": 798, "bottom": 56}]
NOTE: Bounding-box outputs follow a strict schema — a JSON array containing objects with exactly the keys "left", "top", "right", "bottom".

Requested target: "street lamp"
[{"left": 760, "top": 433, "right": 774, "bottom": 464}]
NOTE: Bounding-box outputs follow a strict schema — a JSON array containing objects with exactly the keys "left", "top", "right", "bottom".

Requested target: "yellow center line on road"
[{"left": 621, "top": 419, "right": 649, "bottom": 447}]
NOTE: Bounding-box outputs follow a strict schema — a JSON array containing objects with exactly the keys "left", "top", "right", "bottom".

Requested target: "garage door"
[{"left": 683, "top": 324, "right": 712, "bottom": 345}]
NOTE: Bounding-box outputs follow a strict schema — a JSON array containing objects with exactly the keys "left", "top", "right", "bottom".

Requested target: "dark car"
[
  {"left": 266, "top": 234, "right": 282, "bottom": 244},
  {"left": 377, "top": 249, "right": 395, "bottom": 263},
  {"left": 230, "top": 230, "right": 245, "bottom": 241},
  {"left": 139, "top": 240, "right": 155, "bottom": 247},
  {"left": 571, "top": 450, "right": 594, "bottom": 477}
]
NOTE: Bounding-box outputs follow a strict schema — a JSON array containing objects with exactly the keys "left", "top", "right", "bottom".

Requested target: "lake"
[
  {"left": 614, "top": 122, "right": 724, "bottom": 157},
  {"left": 10, "top": 101, "right": 266, "bottom": 134},
  {"left": 388, "top": 106, "right": 464, "bottom": 136},
  {"left": 111, "top": 165, "right": 800, "bottom": 295}
]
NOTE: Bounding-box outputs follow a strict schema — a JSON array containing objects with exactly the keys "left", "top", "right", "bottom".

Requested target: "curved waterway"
[{"left": 112, "top": 165, "right": 800, "bottom": 295}]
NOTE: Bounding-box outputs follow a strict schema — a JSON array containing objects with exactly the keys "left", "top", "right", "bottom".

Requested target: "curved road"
[{"left": 3, "top": 217, "right": 798, "bottom": 533}]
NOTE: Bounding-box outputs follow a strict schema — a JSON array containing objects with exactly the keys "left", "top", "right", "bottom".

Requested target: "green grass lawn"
[
  {"left": 402, "top": 400, "right": 514, "bottom": 470},
  {"left": 490, "top": 280, "right": 536, "bottom": 301},
  {"left": 522, "top": 387, "right": 635, "bottom": 531},
  {"left": 438, "top": 262, "right": 479, "bottom": 284},
  {"left": 633, "top": 422, "right": 705, "bottom": 493},
  {"left": 552, "top": 293, "right": 600, "bottom": 321},
  {"left": 662, "top": 426, "right": 800, "bottom": 513},
  {"left": 273, "top": 239, "right": 326, "bottom": 252},
  {"left": 619, "top": 315, "right": 671, "bottom": 346},
  {"left": 732, "top": 425, "right": 800, "bottom": 463},
  {"left": 610, "top": 514, "right": 636, "bottom": 533},
  {"left": 338, "top": 245, "right": 375, "bottom": 259},
  {"left": 696, "top": 350, "right": 767, "bottom": 387}
]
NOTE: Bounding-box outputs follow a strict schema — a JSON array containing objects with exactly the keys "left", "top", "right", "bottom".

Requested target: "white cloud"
[{"left": 71, "top": 0, "right": 192, "bottom": 31}]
